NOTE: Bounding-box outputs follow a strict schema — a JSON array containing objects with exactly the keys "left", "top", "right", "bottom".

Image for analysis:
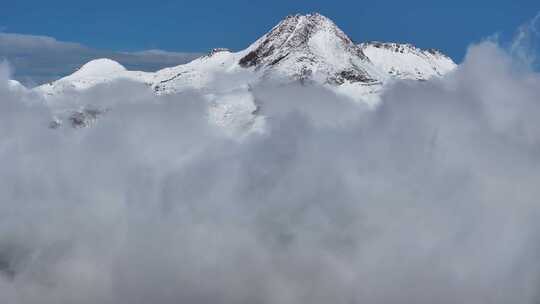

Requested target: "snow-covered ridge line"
[
  {"left": 360, "top": 41, "right": 451, "bottom": 59},
  {"left": 359, "top": 41, "right": 456, "bottom": 80}
]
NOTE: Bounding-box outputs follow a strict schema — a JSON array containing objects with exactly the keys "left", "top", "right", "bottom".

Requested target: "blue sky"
[
  {"left": 1, "top": 0, "right": 540, "bottom": 84},
  {"left": 3, "top": 0, "right": 540, "bottom": 58}
]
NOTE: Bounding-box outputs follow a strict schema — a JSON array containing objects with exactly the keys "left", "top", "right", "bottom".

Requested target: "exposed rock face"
[
  {"left": 48, "top": 108, "right": 108, "bottom": 129},
  {"left": 68, "top": 108, "right": 106, "bottom": 128},
  {"left": 206, "top": 48, "right": 231, "bottom": 57},
  {"left": 328, "top": 69, "right": 378, "bottom": 85}
]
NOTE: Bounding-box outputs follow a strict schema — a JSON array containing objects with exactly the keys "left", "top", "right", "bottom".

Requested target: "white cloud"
[{"left": 0, "top": 20, "right": 540, "bottom": 304}]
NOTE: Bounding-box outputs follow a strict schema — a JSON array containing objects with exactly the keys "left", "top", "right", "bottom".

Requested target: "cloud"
[
  {"left": 1, "top": 21, "right": 540, "bottom": 304},
  {"left": 0, "top": 33, "right": 202, "bottom": 87},
  {"left": 511, "top": 12, "right": 540, "bottom": 68}
]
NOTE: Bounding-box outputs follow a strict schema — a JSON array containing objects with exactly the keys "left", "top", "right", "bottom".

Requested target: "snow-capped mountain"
[{"left": 33, "top": 13, "right": 457, "bottom": 132}]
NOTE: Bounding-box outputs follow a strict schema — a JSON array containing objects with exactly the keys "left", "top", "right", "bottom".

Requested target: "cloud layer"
[
  {"left": 0, "top": 33, "right": 202, "bottom": 86},
  {"left": 1, "top": 37, "right": 540, "bottom": 304}
]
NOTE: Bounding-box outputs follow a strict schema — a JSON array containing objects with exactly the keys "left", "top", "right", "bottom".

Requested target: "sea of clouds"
[{"left": 1, "top": 20, "right": 540, "bottom": 304}]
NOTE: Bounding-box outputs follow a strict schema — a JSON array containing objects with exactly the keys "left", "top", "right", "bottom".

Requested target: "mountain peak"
[
  {"left": 73, "top": 58, "right": 126, "bottom": 77},
  {"left": 239, "top": 13, "right": 365, "bottom": 69}
]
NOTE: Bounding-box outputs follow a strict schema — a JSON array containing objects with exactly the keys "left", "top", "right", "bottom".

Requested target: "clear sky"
[{"left": 3, "top": 0, "right": 540, "bottom": 61}]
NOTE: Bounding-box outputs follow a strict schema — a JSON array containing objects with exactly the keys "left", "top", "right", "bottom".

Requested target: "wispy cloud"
[
  {"left": 0, "top": 33, "right": 202, "bottom": 86},
  {"left": 510, "top": 12, "right": 540, "bottom": 67}
]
